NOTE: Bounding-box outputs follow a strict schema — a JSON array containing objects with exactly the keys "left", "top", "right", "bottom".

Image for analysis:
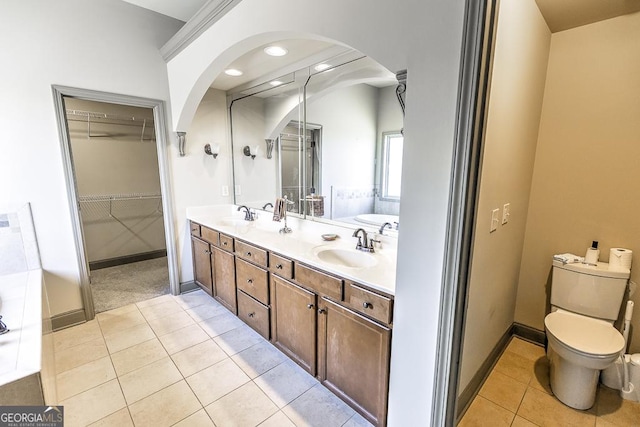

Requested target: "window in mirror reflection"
[{"left": 381, "top": 131, "right": 403, "bottom": 200}]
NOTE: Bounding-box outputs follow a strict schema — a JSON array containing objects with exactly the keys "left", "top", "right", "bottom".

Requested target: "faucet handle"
[{"left": 355, "top": 236, "right": 363, "bottom": 250}]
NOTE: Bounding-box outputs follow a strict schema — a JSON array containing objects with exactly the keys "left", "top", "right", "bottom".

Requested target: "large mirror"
[{"left": 229, "top": 43, "right": 404, "bottom": 230}]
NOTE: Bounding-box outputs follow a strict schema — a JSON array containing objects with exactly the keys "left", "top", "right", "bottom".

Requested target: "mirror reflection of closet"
[{"left": 227, "top": 45, "right": 405, "bottom": 230}]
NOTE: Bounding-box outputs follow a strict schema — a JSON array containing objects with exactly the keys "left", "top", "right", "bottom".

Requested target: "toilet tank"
[{"left": 551, "top": 260, "right": 630, "bottom": 321}]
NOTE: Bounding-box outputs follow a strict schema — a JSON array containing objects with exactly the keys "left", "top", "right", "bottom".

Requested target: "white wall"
[
  {"left": 306, "top": 84, "right": 378, "bottom": 217},
  {"left": 172, "top": 88, "right": 233, "bottom": 283},
  {"left": 230, "top": 95, "right": 279, "bottom": 207},
  {"left": 458, "top": 0, "right": 551, "bottom": 392},
  {"left": 165, "top": 0, "right": 467, "bottom": 423},
  {"left": 375, "top": 85, "right": 404, "bottom": 216},
  {"left": 0, "top": 0, "right": 183, "bottom": 316}
]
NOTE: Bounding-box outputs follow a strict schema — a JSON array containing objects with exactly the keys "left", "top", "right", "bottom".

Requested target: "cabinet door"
[
  {"left": 192, "top": 236, "right": 212, "bottom": 295},
  {"left": 319, "top": 298, "right": 391, "bottom": 427},
  {"left": 271, "top": 275, "right": 317, "bottom": 375},
  {"left": 212, "top": 245, "right": 237, "bottom": 314}
]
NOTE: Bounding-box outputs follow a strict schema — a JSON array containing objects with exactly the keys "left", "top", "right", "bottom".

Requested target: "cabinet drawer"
[
  {"left": 237, "top": 290, "right": 270, "bottom": 340},
  {"left": 235, "top": 240, "right": 268, "bottom": 268},
  {"left": 200, "top": 226, "right": 219, "bottom": 245},
  {"left": 346, "top": 283, "right": 393, "bottom": 324},
  {"left": 190, "top": 221, "right": 201, "bottom": 237},
  {"left": 236, "top": 258, "right": 269, "bottom": 305},
  {"left": 217, "top": 233, "right": 234, "bottom": 252},
  {"left": 269, "top": 253, "right": 293, "bottom": 280},
  {"left": 295, "top": 264, "right": 343, "bottom": 301}
]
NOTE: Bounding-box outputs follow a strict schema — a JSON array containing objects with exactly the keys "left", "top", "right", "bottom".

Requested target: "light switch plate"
[
  {"left": 490, "top": 208, "right": 499, "bottom": 232},
  {"left": 234, "top": 185, "right": 241, "bottom": 196},
  {"left": 502, "top": 203, "right": 510, "bottom": 225},
  {"left": 221, "top": 185, "right": 229, "bottom": 196}
]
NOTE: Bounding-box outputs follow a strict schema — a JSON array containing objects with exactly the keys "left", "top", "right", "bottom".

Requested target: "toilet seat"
[{"left": 545, "top": 310, "right": 624, "bottom": 357}]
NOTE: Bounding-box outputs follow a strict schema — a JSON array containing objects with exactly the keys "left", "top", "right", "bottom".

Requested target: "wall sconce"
[
  {"left": 265, "top": 139, "right": 274, "bottom": 159},
  {"left": 243, "top": 145, "right": 260, "bottom": 159},
  {"left": 177, "top": 131, "right": 186, "bottom": 156},
  {"left": 204, "top": 143, "right": 220, "bottom": 158}
]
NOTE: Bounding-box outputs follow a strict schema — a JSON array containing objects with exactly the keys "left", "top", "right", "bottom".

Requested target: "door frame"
[
  {"left": 431, "top": 0, "right": 498, "bottom": 425},
  {"left": 52, "top": 85, "right": 179, "bottom": 321}
]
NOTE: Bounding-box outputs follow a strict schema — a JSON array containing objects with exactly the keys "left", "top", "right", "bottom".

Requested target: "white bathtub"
[
  {"left": 0, "top": 269, "right": 56, "bottom": 404},
  {"left": 354, "top": 214, "right": 399, "bottom": 227}
]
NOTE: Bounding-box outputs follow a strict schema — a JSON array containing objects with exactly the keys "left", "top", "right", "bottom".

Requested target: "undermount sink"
[
  {"left": 313, "top": 247, "right": 378, "bottom": 269},
  {"left": 218, "top": 217, "right": 252, "bottom": 228}
]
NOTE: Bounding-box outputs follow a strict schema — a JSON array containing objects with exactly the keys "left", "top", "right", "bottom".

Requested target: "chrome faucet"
[
  {"left": 237, "top": 205, "right": 255, "bottom": 221},
  {"left": 262, "top": 202, "right": 274, "bottom": 210},
  {"left": 379, "top": 222, "right": 393, "bottom": 235},
  {"left": 353, "top": 228, "right": 374, "bottom": 253}
]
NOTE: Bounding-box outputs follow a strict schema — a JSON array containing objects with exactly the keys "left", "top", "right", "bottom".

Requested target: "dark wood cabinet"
[
  {"left": 319, "top": 297, "right": 391, "bottom": 427},
  {"left": 212, "top": 245, "right": 237, "bottom": 314},
  {"left": 237, "top": 289, "right": 270, "bottom": 339},
  {"left": 271, "top": 275, "right": 317, "bottom": 375},
  {"left": 191, "top": 236, "right": 213, "bottom": 295},
  {"left": 189, "top": 220, "right": 393, "bottom": 426}
]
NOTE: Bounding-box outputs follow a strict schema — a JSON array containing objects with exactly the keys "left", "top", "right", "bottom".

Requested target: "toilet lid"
[{"left": 545, "top": 311, "right": 624, "bottom": 356}]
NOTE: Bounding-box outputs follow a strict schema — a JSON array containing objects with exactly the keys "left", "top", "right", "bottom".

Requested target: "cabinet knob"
[
  {"left": 246, "top": 252, "right": 252, "bottom": 257},
  {"left": 223, "top": 241, "right": 228, "bottom": 246},
  {"left": 247, "top": 279, "right": 253, "bottom": 284},
  {"left": 307, "top": 303, "right": 314, "bottom": 309},
  {"left": 204, "top": 250, "right": 211, "bottom": 254},
  {"left": 318, "top": 308, "right": 327, "bottom": 314},
  {"left": 276, "top": 264, "right": 283, "bottom": 269},
  {"left": 363, "top": 302, "right": 373, "bottom": 309},
  {"left": 248, "top": 312, "right": 255, "bottom": 318}
]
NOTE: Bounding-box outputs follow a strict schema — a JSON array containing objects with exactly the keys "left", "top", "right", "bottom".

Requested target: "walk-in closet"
[{"left": 64, "top": 98, "right": 169, "bottom": 313}]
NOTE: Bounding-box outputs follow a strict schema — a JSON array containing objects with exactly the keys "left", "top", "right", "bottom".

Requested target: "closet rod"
[
  {"left": 66, "top": 109, "right": 154, "bottom": 124},
  {"left": 79, "top": 193, "right": 162, "bottom": 203}
]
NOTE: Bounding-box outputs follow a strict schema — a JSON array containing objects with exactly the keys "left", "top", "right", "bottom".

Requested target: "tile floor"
[
  {"left": 53, "top": 290, "right": 373, "bottom": 427},
  {"left": 459, "top": 337, "right": 640, "bottom": 426}
]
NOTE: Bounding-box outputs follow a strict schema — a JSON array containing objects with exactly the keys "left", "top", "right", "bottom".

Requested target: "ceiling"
[
  {"left": 123, "top": 0, "right": 640, "bottom": 32},
  {"left": 536, "top": 0, "right": 640, "bottom": 32},
  {"left": 120, "top": 0, "right": 208, "bottom": 22},
  {"left": 211, "top": 39, "right": 345, "bottom": 92},
  {"left": 122, "top": 0, "right": 640, "bottom": 89}
]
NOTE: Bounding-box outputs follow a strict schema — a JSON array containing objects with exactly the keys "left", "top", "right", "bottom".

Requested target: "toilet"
[{"left": 544, "top": 259, "right": 630, "bottom": 410}]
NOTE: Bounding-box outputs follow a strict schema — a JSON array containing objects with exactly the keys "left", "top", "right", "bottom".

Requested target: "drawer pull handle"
[
  {"left": 204, "top": 250, "right": 211, "bottom": 254},
  {"left": 307, "top": 303, "right": 314, "bottom": 309},
  {"left": 318, "top": 308, "right": 327, "bottom": 314},
  {"left": 248, "top": 312, "right": 255, "bottom": 318},
  {"left": 223, "top": 241, "right": 228, "bottom": 246},
  {"left": 276, "top": 264, "right": 283, "bottom": 269},
  {"left": 247, "top": 279, "right": 253, "bottom": 284},
  {"left": 363, "top": 302, "right": 373, "bottom": 309},
  {"left": 246, "top": 252, "right": 252, "bottom": 257}
]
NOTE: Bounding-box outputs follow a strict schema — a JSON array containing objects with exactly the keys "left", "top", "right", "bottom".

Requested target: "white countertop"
[
  {"left": 0, "top": 269, "right": 43, "bottom": 387},
  {"left": 187, "top": 205, "right": 397, "bottom": 296}
]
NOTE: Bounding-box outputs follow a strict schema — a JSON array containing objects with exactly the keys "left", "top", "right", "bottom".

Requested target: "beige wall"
[
  {"left": 459, "top": 0, "right": 551, "bottom": 392},
  {"left": 515, "top": 12, "right": 640, "bottom": 353}
]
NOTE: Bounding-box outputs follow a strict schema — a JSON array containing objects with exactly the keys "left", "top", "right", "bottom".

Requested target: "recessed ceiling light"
[
  {"left": 314, "top": 63, "right": 331, "bottom": 72},
  {"left": 264, "top": 46, "right": 288, "bottom": 57},
  {"left": 270, "top": 80, "right": 283, "bottom": 86},
  {"left": 224, "top": 68, "right": 243, "bottom": 76}
]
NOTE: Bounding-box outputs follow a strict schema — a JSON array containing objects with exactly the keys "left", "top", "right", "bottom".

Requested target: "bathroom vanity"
[{"left": 187, "top": 205, "right": 396, "bottom": 427}]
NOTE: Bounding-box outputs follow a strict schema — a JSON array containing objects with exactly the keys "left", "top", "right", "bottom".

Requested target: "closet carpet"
[{"left": 90, "top": 257, "right": 170, "bottom": 313}]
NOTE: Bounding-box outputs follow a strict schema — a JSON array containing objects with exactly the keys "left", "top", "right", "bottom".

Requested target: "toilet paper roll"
[
  {"left": 585, "top": 247, "right": 600, "bottom": 264},
  {"left": 610, "top": 248, "right": 633, "bottom": 270}
]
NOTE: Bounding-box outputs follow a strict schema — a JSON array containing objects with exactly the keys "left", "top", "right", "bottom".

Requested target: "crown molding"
[{"left": 161, "top": 0, "right": 243, "bottom": 62}]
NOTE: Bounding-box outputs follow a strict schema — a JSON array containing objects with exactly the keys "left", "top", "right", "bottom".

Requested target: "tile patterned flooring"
[
  {"left": 459, "top": 337, "right": 640, "bottom": 426},
  {"left": 53, "top": 290, "right": 373, "bottom": 427}
]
